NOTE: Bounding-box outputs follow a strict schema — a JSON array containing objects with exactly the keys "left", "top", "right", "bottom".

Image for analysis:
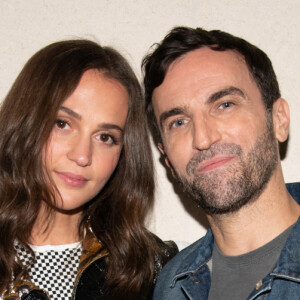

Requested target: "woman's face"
[{"left": 43, "top": 69, "right": 128, "bottom": 211}]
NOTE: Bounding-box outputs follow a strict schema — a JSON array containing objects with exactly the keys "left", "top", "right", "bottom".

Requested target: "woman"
[{"left": 0, "top": 40, "right": 177, "bottom": 299}]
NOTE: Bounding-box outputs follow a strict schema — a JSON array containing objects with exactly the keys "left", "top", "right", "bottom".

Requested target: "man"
[{"left": 143, "top": 26, "right": 300, "bottom": 299}]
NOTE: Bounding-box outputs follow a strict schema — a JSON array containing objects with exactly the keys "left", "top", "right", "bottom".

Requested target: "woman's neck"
[{"left": 30, "top": 208, "right": 83, "bottom": 246}]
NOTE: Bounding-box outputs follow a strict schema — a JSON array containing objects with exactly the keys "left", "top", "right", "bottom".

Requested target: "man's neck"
[{"left": 208, "top": 170, "right": 300, "bottom": 256}]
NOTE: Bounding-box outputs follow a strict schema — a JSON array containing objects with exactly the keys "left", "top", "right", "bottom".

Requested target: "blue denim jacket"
[{"left": 153, "top": 182, "right": 300, "bottom": 300}]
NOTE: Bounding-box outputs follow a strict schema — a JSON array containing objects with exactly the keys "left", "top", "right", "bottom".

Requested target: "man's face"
[{"left": 152, "top": 48, "right": 279, "bottom": 214}]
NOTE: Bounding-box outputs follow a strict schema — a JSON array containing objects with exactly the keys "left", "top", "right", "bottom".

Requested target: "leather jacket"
[
  {"left": 1, "top": 230, "right": 178, "bottom": 300},
  {"left": 74, "top": 232, "right": 178, "bottom": 299}
]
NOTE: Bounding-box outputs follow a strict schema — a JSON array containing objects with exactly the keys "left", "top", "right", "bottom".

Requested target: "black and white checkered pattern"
[{"left": 15, "top": 241, "right": 82, "bottom": 299}]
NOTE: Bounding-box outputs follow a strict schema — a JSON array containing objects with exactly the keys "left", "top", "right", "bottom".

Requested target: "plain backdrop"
[{"left": 0, "top": 0, "right": 299, "bottom": 247}]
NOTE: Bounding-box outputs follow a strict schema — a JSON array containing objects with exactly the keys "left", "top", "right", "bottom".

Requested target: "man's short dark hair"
[{"left": 142, "top": 26, "right": 281, "bottom": 142}]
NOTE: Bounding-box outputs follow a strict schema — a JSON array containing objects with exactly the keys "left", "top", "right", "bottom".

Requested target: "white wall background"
[{"left": 0, "top": 0, "right": 299, "bottom": 247}]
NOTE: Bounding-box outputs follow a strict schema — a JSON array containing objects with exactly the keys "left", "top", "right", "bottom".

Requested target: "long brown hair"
[{"left": 0, "top": 40, "right": 161, "bottom": 298}]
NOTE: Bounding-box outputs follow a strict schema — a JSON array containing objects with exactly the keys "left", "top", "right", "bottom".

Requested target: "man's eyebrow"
[
  {"left": 59, "top": 106, "right": 81, "bottom": 120},
  {"left": 158, "top": 87, "right": 245, "bottom": 128},
  {"left": 207, "top": 86, "right": 245, "bottom": 104},
  {"left": 159, "top": 107, "right": 187, "bottom": 129}
]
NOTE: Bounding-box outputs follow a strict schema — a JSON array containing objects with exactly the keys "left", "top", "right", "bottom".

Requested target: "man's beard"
[{"left": 176, "top": 114, "right": 278, "bottom": 215}]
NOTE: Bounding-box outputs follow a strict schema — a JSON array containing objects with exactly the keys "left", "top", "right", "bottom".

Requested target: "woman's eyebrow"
[
  {"left": 59, "top": 106, "right": 81, "bottom": 120},
  {"left": 59, "top": 106, "right": 124, "bottom": 133},
  {"left": 99, "top": 123, "right": 124, "bottom": 133}
]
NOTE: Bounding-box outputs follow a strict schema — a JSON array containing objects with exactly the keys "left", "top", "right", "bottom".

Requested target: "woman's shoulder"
[
  {"left": 154, "top": 234, "right": 178, "bottom": 260},
  {"left": 151, "top": 233, "right": 179, "bottom": 282}
]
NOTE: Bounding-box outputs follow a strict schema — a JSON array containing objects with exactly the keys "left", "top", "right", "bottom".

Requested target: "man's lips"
[
  {"left": 55, "top": 171, "right": 88, "bottom": 187},
  {"left": 195, "top": 156, "right": 236, "bottom": 173}
]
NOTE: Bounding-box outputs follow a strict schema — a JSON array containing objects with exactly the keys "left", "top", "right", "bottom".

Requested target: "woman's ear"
[
  {"left": 157, "top": 143, "right": 177, "bottom": 178},
  {"left": 272, "top": 98, "right": 290, "bottom": 143}
]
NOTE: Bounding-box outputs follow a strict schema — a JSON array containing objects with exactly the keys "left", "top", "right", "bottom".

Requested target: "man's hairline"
[{"left": 149, "top": 47, "right": 268, "bottom": 146}]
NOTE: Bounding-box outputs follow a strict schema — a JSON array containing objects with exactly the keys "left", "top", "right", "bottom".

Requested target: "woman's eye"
[
  {"left": 97, "top": 133, "right": 116, "bottom": 144},
  {"left": 219, "top": 102, "right": 234, "bottom": 109},
  {"left": 55, "top": 119, "right": 70, "bottom": 130}
]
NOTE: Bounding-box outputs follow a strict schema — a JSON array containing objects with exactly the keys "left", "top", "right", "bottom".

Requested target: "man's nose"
[
  {"left": 67, "top": 135, "right": 92, "bottom": 167},
  {"left": 192, "top": 116, "right": 221, "bottom": 150}
]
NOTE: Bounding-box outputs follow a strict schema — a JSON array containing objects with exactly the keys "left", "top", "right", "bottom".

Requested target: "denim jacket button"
[
  {"left": 255, "top": 279, "right": 263, "bottom": 290},
  {"left": 194, "top": 278, "right": 200, "bottom": 284}
]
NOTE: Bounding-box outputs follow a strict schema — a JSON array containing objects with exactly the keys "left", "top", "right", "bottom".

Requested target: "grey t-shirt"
[{"left": 208, "top": 224, "right": 294, "bottom": 300}]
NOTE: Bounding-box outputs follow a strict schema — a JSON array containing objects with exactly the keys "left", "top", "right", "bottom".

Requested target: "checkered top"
[{"left": 15, "top": 241, "right": 82, "bottom": 299}]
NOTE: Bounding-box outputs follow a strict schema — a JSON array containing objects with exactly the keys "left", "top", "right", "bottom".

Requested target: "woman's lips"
[
  {"left": 55, "top": 171, "right": 88, "bottom": 187},
  {"left": 195, "top": 156, "right": 236, "bottom": 173}
]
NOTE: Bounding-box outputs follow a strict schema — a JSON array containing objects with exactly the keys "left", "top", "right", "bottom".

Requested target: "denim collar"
[
  {"left": 171, "top": 228, "right": 214, "bottom": 287},
  {"left": 171, "top": 183, "right": 300, "bottom": 287},
  {"left": 271, "top": 216, "right": 300, "bottom": 278}
]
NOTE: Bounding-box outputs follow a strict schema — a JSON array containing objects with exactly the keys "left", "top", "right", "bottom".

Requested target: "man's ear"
[
  {"left": 272, "top": 98, "right": 290, "bottom": 143},
  {"left": 157, "top": 143, "right": 177, "bottom": 178}
]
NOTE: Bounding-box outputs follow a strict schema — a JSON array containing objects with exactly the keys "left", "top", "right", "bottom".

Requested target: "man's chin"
[
  {"left": 197, "top": 199, "right": 249, "bottom": 215},
  {"left": 190, "top": 176, "right": 269, "bottom": 216}
]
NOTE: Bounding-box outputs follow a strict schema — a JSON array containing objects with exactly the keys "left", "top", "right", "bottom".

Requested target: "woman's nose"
[{"left": 67, "top": 136, "right": 92, "bottom": 167}]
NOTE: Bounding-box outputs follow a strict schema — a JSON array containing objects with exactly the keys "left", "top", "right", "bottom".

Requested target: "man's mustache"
[{"left": 186, "top": 143, "right": 242, "bottom": 175}]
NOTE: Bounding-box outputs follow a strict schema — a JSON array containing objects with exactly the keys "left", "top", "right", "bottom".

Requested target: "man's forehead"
[
  {"left": 151, "top": 46, "right": 264, "bottom": 129},
  {"left": 167, "top": 47, "right": 245, "bottom": 79},
  {"left": 152, "top": 48, "right": 248, "bottom": 102}
]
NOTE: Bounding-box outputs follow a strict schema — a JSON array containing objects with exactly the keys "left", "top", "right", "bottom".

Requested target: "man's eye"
[
  {"left": 171, "top": 119, "right": 186, "bottom": 128},
  {"left": 219, "top": 102, "right": 234, "bottom": 109},
  {"left": 55, "top": 119, "right": 70, "bottom": 130}
]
